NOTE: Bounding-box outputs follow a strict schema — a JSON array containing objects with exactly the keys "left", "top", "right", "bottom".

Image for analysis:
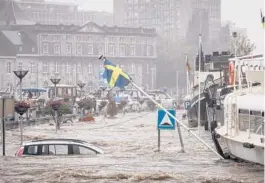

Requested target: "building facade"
[
  {"left": 113, "top": 0, "right": 187, "bottom": 41},
  {"left": 14, "top": 0, "right": 113, "bottom": 26},
  {"left": 113, "top": 0, "right": 221, "bottom": 44},
  {"left": 0, "top": 22, "right": 157, "bottom": 92}
]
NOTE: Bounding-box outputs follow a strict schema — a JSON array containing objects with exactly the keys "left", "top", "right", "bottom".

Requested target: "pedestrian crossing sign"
[{"left": 157, "top": 109, "right": 176, "bottom": 130}]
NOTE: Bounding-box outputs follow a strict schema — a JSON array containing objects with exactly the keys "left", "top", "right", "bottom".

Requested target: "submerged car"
[{"left": 15, "top": 139, "right": 104, "bottom": 157}]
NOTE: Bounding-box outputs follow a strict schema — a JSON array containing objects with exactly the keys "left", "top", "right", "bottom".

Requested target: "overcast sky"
[{"left": 77, "top": 0, "right": 264, "bottom": 54}]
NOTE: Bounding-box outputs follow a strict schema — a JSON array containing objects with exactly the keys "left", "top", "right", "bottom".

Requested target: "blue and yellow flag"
[{"left": 103, "top": 59, "right": 131, "bottom": 88}]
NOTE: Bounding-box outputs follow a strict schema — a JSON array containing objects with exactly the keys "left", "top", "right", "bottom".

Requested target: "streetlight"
[
  {"left": 232, "top": 32, "right": 240, "bottom": 89},
  {"left": 77, "top": 82, "right": 85, "bottom": 119},
  {"left": 232, "top": 32, "right": 237, "bottom": 58},
  {"left": 13, "top": 70, "right": 28, "bottom": 145},
  {"left": 50, "top": 78, "right": 60, "bottom": 99},
  {"left": 77, "top": 82, "right": 85, "bottom": 98},
  {"left": 50, "top": 78, "right": 60, "bottom": 132}
]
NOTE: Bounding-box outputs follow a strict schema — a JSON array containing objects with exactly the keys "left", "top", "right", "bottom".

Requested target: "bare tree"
[{"left": 230, "top": 35, "right": 256, "bottom": 56}]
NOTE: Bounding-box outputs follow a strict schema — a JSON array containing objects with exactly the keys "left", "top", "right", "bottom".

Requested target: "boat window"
[{"left": 238, "top": 109, "right": 264, "bottom": 134}]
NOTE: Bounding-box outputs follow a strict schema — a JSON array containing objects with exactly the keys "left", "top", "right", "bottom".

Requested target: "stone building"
[
  {"left": 0, "top": 23, "right": 157, "bottom": 91},
  {"left": 14, "top": 0, "right": 113, "bottom": 26},
  {"left": 0, "top": 1, "right": 157, "bottom": 92},
  {"left": 113, "top": 0, "right": 188, "bottom": 41},
  {"left": 113, "top": 0, "right": 221, "bottom": 44}
]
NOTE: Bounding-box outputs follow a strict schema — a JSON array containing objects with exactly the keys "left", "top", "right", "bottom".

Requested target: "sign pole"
[
  {"left": 175, "top": 118, "right": 184, "bottom": 152},
  {"left": 158, "top": 129, "right": 160, "bottom": 151},
  {"left": 2, "top": 98, "right": 5, "bottom": 156}
]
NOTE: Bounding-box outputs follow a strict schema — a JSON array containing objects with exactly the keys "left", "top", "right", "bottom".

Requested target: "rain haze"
[
  {"left": 78, "top": 0, "right": 264, "bottom": 54},
  {"left": 0, "top": 0, "right": 264, "bottom": 183}
]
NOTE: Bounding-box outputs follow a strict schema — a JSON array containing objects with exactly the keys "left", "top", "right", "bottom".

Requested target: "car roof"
[{"left": 22, "top": 139, "right": 104, "bottom": 154}]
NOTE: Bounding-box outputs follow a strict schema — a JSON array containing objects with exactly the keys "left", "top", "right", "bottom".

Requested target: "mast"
[{"left": 198, "top": 34, "right": 202, "bottom": 130}]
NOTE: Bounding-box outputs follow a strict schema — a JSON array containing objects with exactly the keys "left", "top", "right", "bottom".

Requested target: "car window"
[
  {"left": 72, "top": 145, "right": 96, "bottom": 155},
  {"left": 72, "top": 145, "right": 80, "bottom": 154},
  {"left": 26, "top": 145, "right": 38, "bottom": 155},
  {"left": 42, "top": 145, "right": 49, "bottom": 155},
  {"left": 55, "top": 145, "right": 68, "bottom": 155},
  {"left": 79, "top": 146, "right": 97, "bottom": 155},
  {"left": 48, "top": 145, "right": 56, "bottom": 155}
]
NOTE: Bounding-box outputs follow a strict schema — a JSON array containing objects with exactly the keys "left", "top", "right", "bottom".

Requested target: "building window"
[
  {"left": 66, "top": 62, "right": 70, "bottom": 74},
  {"left": 98, "top": 45, "right": 104, "bottom": 55},
  {"left": 131, "top": 45, "right": 135, "bottom": 56},
  {"left": 42, "top": 34, "right": 48, "bottom": 41},
  {"left": 76, "top": 35, "right": 82, "bottom": 41},
  {"left": 18, "top": 61, "right": 23, "bottom": 70},
  {"left": 54, "top": 62, "right": 59, "bottom": 73},
  {"left": 54, "top": 44, "right": 60, "bottom": 54},
  {"left": 131, "top": 63, "right": 135, "bottom": 74},
  {"left": 43, "top": 62, "right": 48, "bottom": 73},
  {"left": 66, "top": 35, "right": 71, "bottom": 41},
  {"left": 120, "top": 45, "right": 125, "bottom": 56},
  {"left": 77, "top": 64, "right": 81, "bottom": 73},
  {"left": 76, "top": 44, "right": 82, "bottom": 55},
  {"left": 43, "top": 43, "right": 48, "bottom": 54},
  {"left": 88, "top": 44, "right": 93, "bottom": 55},
  {"left": 88, "top": 63, "right": 92, "bottom": 74},
  {"left": 146, "top": 45, "right": 151, "bottom": 56},
  {"left": 109, "top": 44, "right": 114, "bottom": 55},
  {"left": 120, "top": 64, "right": 124, "bottom": 70},
  {"left": 30, "top": 62, "right": 36, "bottom": 73},
  {"left": 146, "top": 63, "right": 149, "bottom": 74},
  {"left": 66, "top": 43, "right": 71, "bottom": 54},
  {"left": 6, "top": 62, "right": 11, "bottom": 74}
]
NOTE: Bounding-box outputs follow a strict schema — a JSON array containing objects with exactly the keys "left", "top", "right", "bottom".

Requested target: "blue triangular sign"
[{"left": 157, "top": 109, "right": 176, "bottom": 130}]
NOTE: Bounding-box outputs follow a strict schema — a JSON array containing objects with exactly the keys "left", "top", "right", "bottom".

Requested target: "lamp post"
[
  {"left": 232, "top": 32, "right": 239, "bottom": 90},
  {"left": 50, "top": 78, "right": 60, "bottom": 132},
  {"left": 77, "top": 82, "right": 85, "bottom": 119},
  {"left": 77, "top": 82, "right": 85, "bottom": 98},
  {"left": 50, "top": 78, "right": 60, "bottom": 99},
  {"left": 13, "top": 70, "right": 28, "bottom": 145}
]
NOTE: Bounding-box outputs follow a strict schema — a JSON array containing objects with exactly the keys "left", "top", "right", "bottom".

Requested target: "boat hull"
[
  {"left": 187, "top": 95, "right": 207, "bottom": 128},
  {"left": 221, "top": 136, "right": 264, "bottom": 165}
]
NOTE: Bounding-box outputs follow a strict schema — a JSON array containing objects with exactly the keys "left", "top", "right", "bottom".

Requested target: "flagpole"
[
  {"left": 130, "top": 81, "right": 223, "bottom": 159},
  {"left": 185, "top": 54, "right": 189, "bottom": 94},
  {"left": 98, "top": 55, "right": 224, "bottom": 159},
  {"left": 198, "top": 34, "right": 202, "bottom": 131}
]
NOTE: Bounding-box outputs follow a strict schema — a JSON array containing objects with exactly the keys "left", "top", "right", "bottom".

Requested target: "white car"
[
  {"left": 16, "top": 139, "right": 104, "bottom": 157},
  {"left": 148, "top": 92, "right": 176, "bottom": 109}
]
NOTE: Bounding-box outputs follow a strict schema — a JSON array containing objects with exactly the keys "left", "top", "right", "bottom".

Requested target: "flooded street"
[{"left": 0, "top": 111, "right": 264, "bottom": 183}]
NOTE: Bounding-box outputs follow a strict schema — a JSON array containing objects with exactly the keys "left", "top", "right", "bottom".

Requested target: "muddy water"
[{"left": 0, "top": 111, "right": 264, "bottom": 183}]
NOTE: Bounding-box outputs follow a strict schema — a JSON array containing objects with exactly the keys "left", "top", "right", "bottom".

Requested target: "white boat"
[{"left": 214, "top": 56, "right": 264, "bottom": 165}]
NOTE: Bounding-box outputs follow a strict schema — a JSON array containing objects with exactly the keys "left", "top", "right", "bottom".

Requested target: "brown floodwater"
[{"left": 0, "top": 111, "right": 264, "bottom": 183}]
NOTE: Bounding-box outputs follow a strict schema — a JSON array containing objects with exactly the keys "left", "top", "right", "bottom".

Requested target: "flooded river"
[{"left": 0, "top": 111, "right": 264, "bottom": 183}]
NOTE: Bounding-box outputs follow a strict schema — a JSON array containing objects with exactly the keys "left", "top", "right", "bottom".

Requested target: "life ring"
[{"left": 228, "top": 61, "right": 234, "bottom": 85}]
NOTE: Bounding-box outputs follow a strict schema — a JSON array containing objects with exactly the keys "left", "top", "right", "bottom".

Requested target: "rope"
[{"left": 86, "top": 111, "right": 153, "bottom": 131}]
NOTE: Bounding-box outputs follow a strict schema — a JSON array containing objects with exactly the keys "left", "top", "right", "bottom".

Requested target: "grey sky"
[{"left": 79, "top": 0, "right": 264, "bottom": 54}]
